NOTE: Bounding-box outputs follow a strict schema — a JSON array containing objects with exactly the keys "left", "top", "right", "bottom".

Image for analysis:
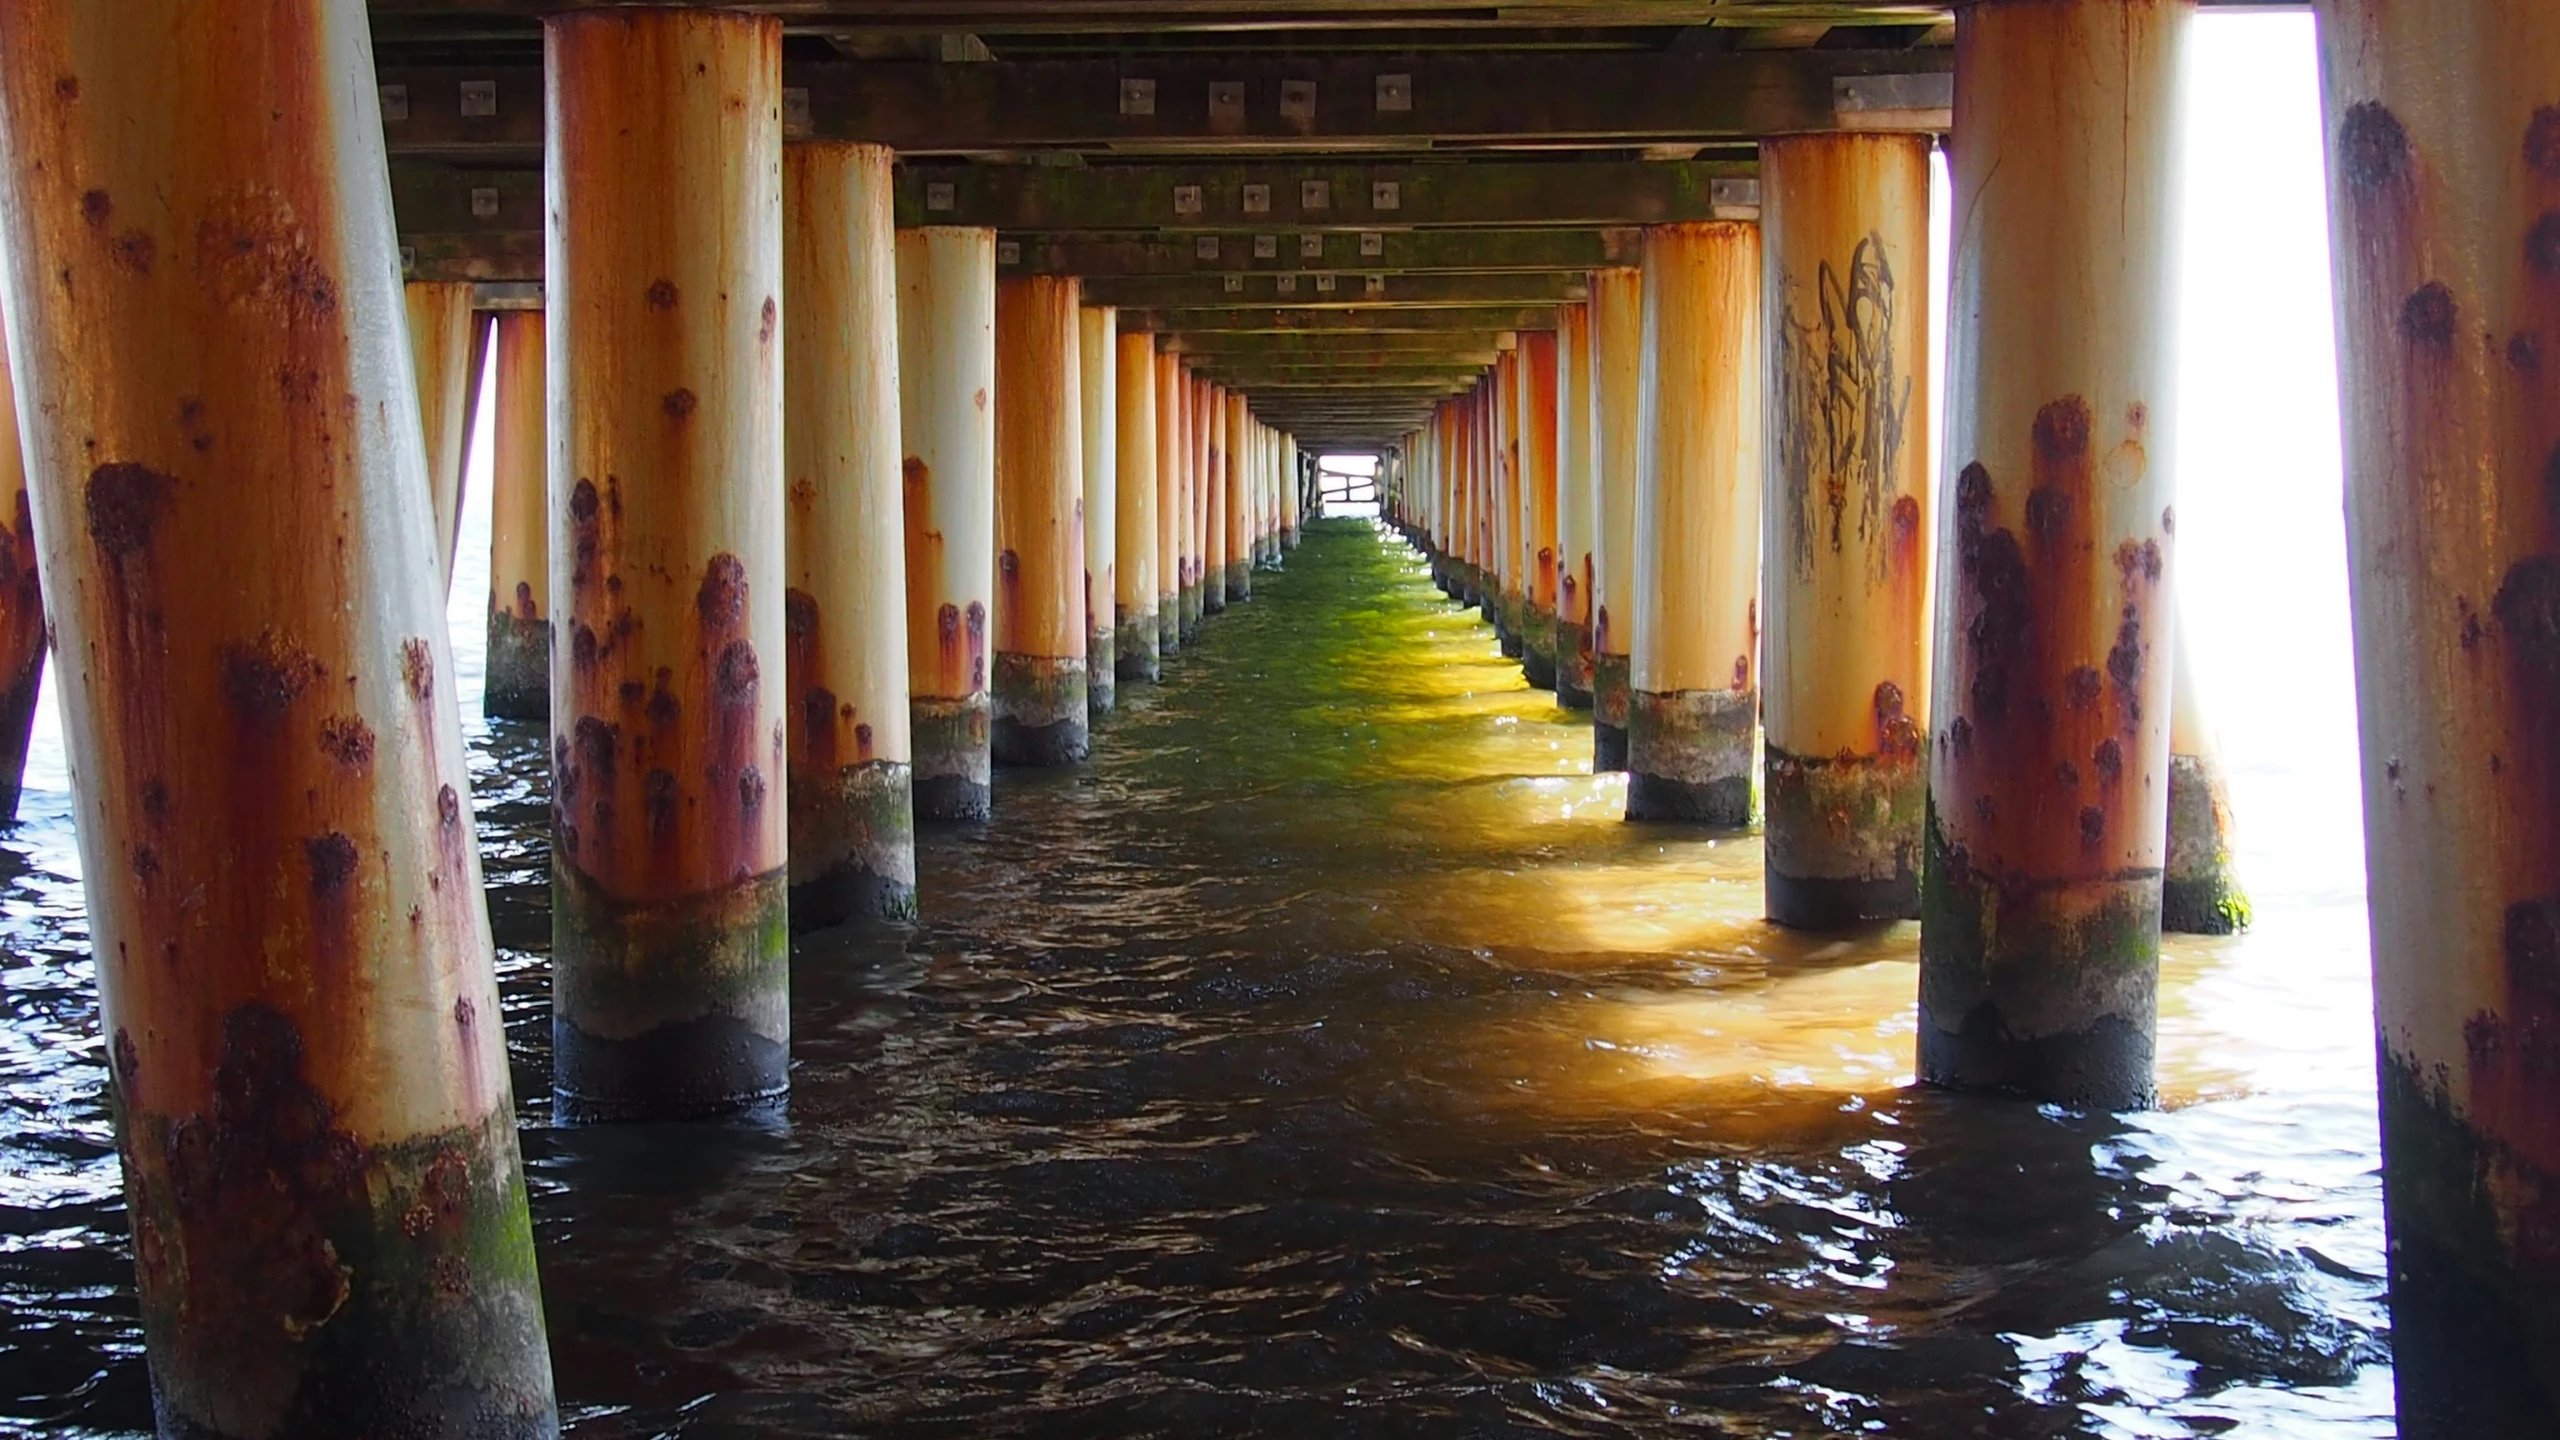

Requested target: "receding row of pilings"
[
  {"left": 0, "top": 5, "right": 1323, "bottom": 1431},
  {"left": 1385, "top": 114, "right": 2246, "bottom": 1090},
  {"left": 1383, "top": 2, "right": 2560, "bottom": 1429}
]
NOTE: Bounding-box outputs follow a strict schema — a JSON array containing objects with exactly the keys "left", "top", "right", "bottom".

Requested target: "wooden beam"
[
  {"left": 1007, "top": 227, "right": 1642, "bottom": 276},
  {"left": 388, "top": 156, "right": 1732, "bottom": 280},
  {"left": 366, "top": 3, "right": 1962, "bottom": 40},
  {"left": 373, "top": 50, "right": 1950, "bottom": 159},
  {"left": 1190, "top": 358, "right": 1495, "bottom": 380},
  {"left": 1083, "top": 270, "right": 1584, "bottom": 309},
  {"left": 1163, "top": 329, "right": 1505, "bottom": 355},
  {"left": 1130, "top": 304, "right": 1559, "bottom": 332},
  {"left": 897, "top": 159, "right": 1757, "bottom": 229}
]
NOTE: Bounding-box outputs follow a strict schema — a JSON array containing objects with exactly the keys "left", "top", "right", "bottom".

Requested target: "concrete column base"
[
  {"left": 912, "top": 694, "right": 993, "bottom": 821},
  {"left": 1624, "top": 687, "right": 1754, "bottom": 824},
  {"left": 993, "top": 652, "right": 1090, "bottom": 766}
]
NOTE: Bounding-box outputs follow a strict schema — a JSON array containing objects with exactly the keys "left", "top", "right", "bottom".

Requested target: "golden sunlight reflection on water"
[{"left": 1337, "top": 537, "right": 2347, "bottom": 1139}]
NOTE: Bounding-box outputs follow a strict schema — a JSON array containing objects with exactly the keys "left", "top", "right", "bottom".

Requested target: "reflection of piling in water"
[
  {"left": 783, "top": 141, "right": 916, "bottom": 926},
  {"left": 896, "top": 226, "right": 999, "bottom": 821},
  {"left": 1760, "top": 133, "right": 1935, "bottom": 929},
  {"left": 1590, "top": 266, "right": 1645, "bottom": 773},
  {"left": 1916, "top": 0, "right": 2187, "bottom": 1113},
  {"left": 2315, "top": 3, "right": 2560, "bottom": 1432},
  {"left": 484, "top": 312, "right": 551, "bottom": 722},
  {"left": 547, "top": 9, "right": 792, "bottom": 1123},
  {"left": 0, "top": 0, "right": 559, "bottom": 1420},
  {"left": 992, "top": 275, "right": 1089, "bottom": 767},
  {"left": 1627, "top": 222, "right": 1763, "bottom": 825}
]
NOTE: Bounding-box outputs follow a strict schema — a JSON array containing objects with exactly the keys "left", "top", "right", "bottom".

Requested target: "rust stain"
[{"left": 316, "top": 715, "right": 374, "bottom": 772}]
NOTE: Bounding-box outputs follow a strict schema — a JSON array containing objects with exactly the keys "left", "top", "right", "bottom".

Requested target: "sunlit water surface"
[{"left": 0, "top": 520, "right": 2388, "bottom": 1438}]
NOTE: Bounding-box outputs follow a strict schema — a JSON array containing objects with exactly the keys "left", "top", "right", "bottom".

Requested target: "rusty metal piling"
[
  {"left": 1760, "top": 133, "right": 1935, "bottom": 928},
  {"left": 1224, "top": 390, "right": 1252, "bottom": 602},
  {"left": 483, "top": 311, "right": 549, "bottom": 721},
  {"left": 1116, "top": 329, "right": 1161, "bottom": 683},
  {"left": 1519, "top": 329, "right": 1562, "bottom": 691},
  {"left": 991, "top": 275, "right": 1089, "bottom": 765},
  {"left": 1204, "top": 381, "right": 1230, "bottom": 615},
  {"left": 783, "top": 141, "right": 915, "bottom": 925},
  {"left": 1557, "top": 303, "right": 1597, "bottom": 709},
  {"left": 1627, "top": 221, "right": 1764, "bottom": 824},
  {"left": 2162, "top": 628, "right": 2246, "bottom": 934},
  {"left": 1591, "top": 265, "right": 1644, "bottom": 771},
  {"left": 0, "top": 318, "right": 46, "bottom": 820},
  {"left": 546, "top": 8, "right": 791, "bottom": 1121},
  {"left": 2315, "top": 0, "right": 2560, "bottom": 1426},
  {"left": 1080, "top": 304, "right": 1118, "bottom": 716},
  {"left": 1154, "top": 347, "right": 1184, "bottom": 657},
  {"left": 1917, "top": 0, "right": 2189, "bottom": 1109},
  {"left": 895, "top": 225, "right": 998, "bottom": 821},
  {"left": 0, "top": 0, "right": 558, "bottom": 1422},
  {"left": 402, "top": 279, "right": 487, "bottom": 596}
]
